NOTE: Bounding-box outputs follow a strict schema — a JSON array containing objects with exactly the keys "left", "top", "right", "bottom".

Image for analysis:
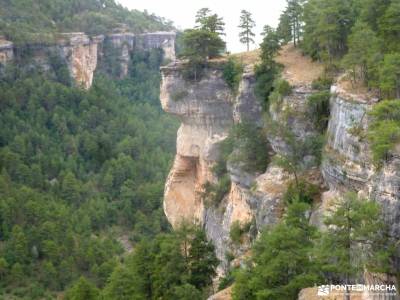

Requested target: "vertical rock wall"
[
  {"left": 2, "top": 31, "right": 176, "bottom": 88},
  {"left": 58, "top": 33, "right": 103, "bottom": 89},
  {"left": 160, "top": 61, "right": 324, "bottom": 271},
  {"left": 0, "top": 38, "right": 14, "bottom": 65}
]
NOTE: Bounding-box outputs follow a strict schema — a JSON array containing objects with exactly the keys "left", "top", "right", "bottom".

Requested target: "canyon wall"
[
  {"left": 321, "top": 81, "right": 400, "bottom": 262},
  {"left": 160, "top": 57, "right": 325, "bottom": 271},
  {"left": 0, "top": 31, "right": 176, "bottom": 88},
  {"left": 161, "top": 62, "right": 265, "bottom": 269},
  {"left": 161, "top": 46, "right": 399, "bottom": 300}
]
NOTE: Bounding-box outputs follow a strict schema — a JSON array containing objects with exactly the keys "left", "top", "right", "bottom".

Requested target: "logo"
[
  {"left": 317, "top": 284, "right": 397, "bottom": 297},
  {"left": 317, "top": 285, "right": 330, "bottom": 296}
]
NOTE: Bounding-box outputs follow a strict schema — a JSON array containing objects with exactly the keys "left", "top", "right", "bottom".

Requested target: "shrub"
[
  {"left": 311, "top": 76, "right": 333, "bottom": 90},
  {"left": 218, "top": 270, "right": 235, "bottom": 291},
  {"left": 222, "top": 57, "right": 243, "bottom": 92},
  {"left": 274, "top": 78, "right": 292, "bottom": 96},
  {"left": 229, "top": 123, "right": 269, "bottom": 173},
  {"left": 367, "top": 100, "right": 400, "bottom": 166},
  {"left": 229, "top": 220, "right": 253, "bottom": 245},
  {"left": 268, "top": 77, "right": 292, "bottom": 107},
  {"left": 229, "top": 221, "right": 244, "bottom": 244},
  {"left": 307, "top": 91, "right": 330, "bottom": 133},
  {"left": 254, "top": 63, "right": 278, "bottom": 109},
  {"left": 283, "top": 179, "right": 320, "bottom": 205},
  {"left": 303, "top": 134, "right": 326, "bottom": 165},
  {"left": 368, "top": 120, "right": 400, "bottom": 166},
  {"left": 202, "top": 175, "right": 231, "bottom": 207}
]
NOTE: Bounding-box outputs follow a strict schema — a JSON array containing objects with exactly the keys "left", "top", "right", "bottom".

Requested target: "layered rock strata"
[
  {"left": 321, "top": 81, "right": 400, "bottom": 265},
  {"left": 160, "top": 61, "right": 313, "bottom": 269},
  {"left": 1, "top": 31, "right": 176, "bottom": 88}
]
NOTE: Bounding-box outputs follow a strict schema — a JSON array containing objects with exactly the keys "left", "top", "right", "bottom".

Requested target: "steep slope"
[
  {"left": 161, "top": 45, "right": 400, "bottom": 300},
  {"left": 160, "top": 46, "right": 326, "bottom": 272}
]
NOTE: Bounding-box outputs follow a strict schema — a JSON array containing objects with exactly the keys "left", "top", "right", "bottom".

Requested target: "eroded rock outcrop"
[
  {"left": 161, "top": 63, "right": 236, "bottom": 227},
  {"left": 321, "top": 84, "right": 375, "bottom": 192},
  {"left": 2, "top": 31, "right": 176, "bottom": 88},
  {"left": 58, "top": 33, "right": 103, "bottom": 89},
  {"left": 161, "top": 62, "right": 268, "bottom": 267},
  {"left": 161, "top": 45, "right": 400, "bottom": 290},
  {"left": 160, "top": 46, "right": 329, "bottom": 272},
  {"left": 106, "top": 31, "right": 175, "bottom": 78},
  {"left": 320, "top": 80, "right": 400, "bottom": 240},
  {"left": 160, "top": 57, "right": 321, "bottom": 271},
  {"left": 0, "top": 38, "right": 13, "bottom": 65}
]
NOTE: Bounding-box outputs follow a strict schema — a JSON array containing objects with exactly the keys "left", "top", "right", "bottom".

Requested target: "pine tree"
[
  {"left": 233, "top": 202, "right": 322, "bottom": 300},
  {"left": 238, "top": 10, "right": 256, "bottom": 51},
  {"left": 315, "top": 192, "right": 393, "bottom": 300},
  {"left": 173, "top": 283, "right": 203, "bottom": 300},
  {"left": 6, "top": 225, "right": 29, "bottom": 265},
  {"left": 342, "top": 21, "right": 381, "bottom": 85},
  {"left": 65, "top": 277, "right": 100, "bottom": 300},
  {"left": 0, "top": 257, "right": 8, "bottom": 280},
  {"left": 195, "top": 8, "right": 225, "bottom": 36},
  {"left": 378, "top": 0, "right": 400, "bottom": 52},
  {"left": 102, "top": 265, "right": 138, "bottom": 300},
  {"left": 61, "top": 171, "right": 82, "bottom": 205},
  {"left": 286, "top": 0, "right": 304, "bottom": 46},
  {"left": 379, "top": 53, "right": 400, "bottom": 98},
  {"left": 276, "top": 12, "right": 292, "bottom": 44},
  {"left": 187, "top": 229, "right": 219, "bottom": 289}
]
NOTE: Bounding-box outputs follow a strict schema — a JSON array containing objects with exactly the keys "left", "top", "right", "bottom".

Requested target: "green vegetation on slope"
[
  {"left": 0, "top": 0, "right": 173, "bottom": 44},
  {"left": 0, "top": 32, "right": 179, "bottom": 300},
  {"left": 233, "top": 193, "right": 393, "bottom": 300}
]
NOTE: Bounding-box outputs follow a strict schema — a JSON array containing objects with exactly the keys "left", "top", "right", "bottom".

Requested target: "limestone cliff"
[
  {"left": 159, "top": 53, "right": 325, "bottom": 270},
  {"left": 161, "top": 46, "right": 400, "bottom": 298},
  {"left": 321, "top": 78, "right": 400, "bottom": 256},
  {"left": 0, "top": 37, "right": 13, "bottom": 65},
  {"left": 160, "top": 62, "right": 261, "bottom": 223},
  {"left": 106, "top": 31, "right": 175, "bottom": 78},
  {"left": 1, "top": 31, "right": 176, "bottom": 88},
  {"left": 58, "top": 33, "right": 103, "bottom": 89},
  {"left": 160, "top": 61, "right": 267, "bottom": 268}
]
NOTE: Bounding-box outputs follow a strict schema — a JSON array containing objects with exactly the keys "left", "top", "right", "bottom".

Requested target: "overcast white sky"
[{"left": 117, "top": 0, "right": 287, "bottom": 53}]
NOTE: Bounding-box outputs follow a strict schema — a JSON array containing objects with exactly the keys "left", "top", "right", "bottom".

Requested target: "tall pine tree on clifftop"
[{"left": 238, "top": 10, "right": 256, "bottom": 51}]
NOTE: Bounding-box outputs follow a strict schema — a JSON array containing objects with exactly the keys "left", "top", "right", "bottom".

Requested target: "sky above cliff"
[{"left": 118, "top": 0, "right": 287, "bottom": 53}]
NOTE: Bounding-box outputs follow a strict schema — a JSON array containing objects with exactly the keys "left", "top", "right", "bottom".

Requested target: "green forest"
[
  {"left": 0, "top": 0, "right": 400, "bottom": 299},
  {"left": 0, "top": 0, "right": 173, "bottom": 44}
]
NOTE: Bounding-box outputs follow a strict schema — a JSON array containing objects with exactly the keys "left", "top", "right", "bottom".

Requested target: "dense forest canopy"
[
  {"left": 0, "top": 0, "right": 399, "bottom": 299},
  {"left": 0, "top": 0, "right": 174, "bottom": 44}
]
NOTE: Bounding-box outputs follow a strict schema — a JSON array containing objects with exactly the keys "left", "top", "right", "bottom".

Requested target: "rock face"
[
  {"left": 321, "top": 81, "right": 400, "bottom": 269},
  {"left": 160, "top": 62, "right": 267, "bottom": 266},
  {"left": 106, "top": 31, "right": 175, "bottom": 78},
  {"left": 321, "top": 85, "right": 374, "bottom": 192},
  {"left": 161, "top": 46, "right": 400, "bottom": 286},
  {"left": 58, "top": 33, "right": 103, "bottom": 89},
  {"left": 268, "top": 84, "right": 321, "bottom": 167},
  {"left": 160, "top": 63, "right": 236, "bottom": 227},
  {"left": 320, "top": 82, "right": 400, "bottom": 230},
  {"left": 0, "top": 38, "right": 14, "bottom": 65},
  {"left": 160, "top": 62, "right": 307, "bottom": 270},
  {"left": 2, "top": 31, "right": 176, "bottom": 88}
]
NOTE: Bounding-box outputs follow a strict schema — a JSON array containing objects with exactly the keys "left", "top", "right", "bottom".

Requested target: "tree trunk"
[{"left": 247, "top": 30, "right": 249, "bottom": 52}]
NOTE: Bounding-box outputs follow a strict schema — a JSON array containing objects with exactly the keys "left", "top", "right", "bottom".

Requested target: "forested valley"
[{"left": 0, "top": 0, "right": 400, "bottom": 299}]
